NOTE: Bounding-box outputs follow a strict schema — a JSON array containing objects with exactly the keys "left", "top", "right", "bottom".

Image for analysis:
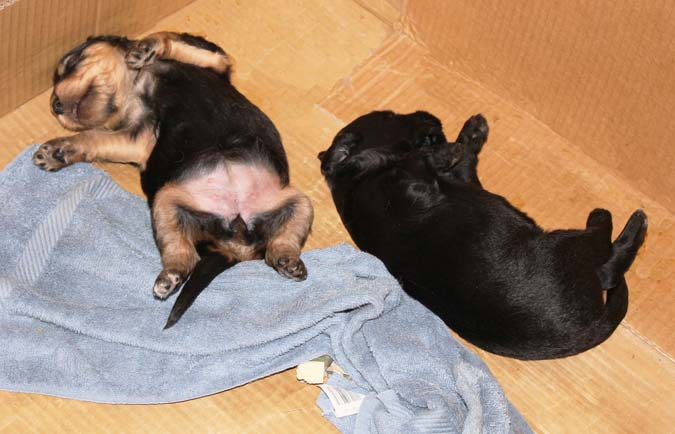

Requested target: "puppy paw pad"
[
  {"left": 272, "top": 256, "right": 307, "bottom": 281},
  {"left": 465, "top": 114, "right": 489, "bottom": 138},
  {"left": 153, "top": 270, "right": 182, "bottom": 299},
  {"left": 32, "top": 141, "right": 72, "bottom": 171}
]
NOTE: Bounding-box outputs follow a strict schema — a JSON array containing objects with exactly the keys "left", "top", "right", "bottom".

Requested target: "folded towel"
[{"left": 0, "top": 145, "right": 531, "bottom": 434}]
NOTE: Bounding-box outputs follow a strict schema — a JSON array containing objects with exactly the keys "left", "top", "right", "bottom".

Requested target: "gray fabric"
[{"left": 0, "top": 145, "right": 531, "bottom": 434}]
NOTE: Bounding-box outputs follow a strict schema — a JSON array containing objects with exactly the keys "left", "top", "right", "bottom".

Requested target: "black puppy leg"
[
  {"left": 597, "top": 210, "right": 648, "bottom": 288},
  {"left": 126, "top": 32, "right": 232, "bottom": 76},
  {"left": 586, "top": 208, "right": 613, "bottom": 238},
  {"left": 456, "top": 114, "right": 489, "bottom": 154},
  {"left": 431, "top": 114, "right": 489, "bottom": 186},
  {"left": 585, "top": 208, "right": 614, "bottom": 274}
]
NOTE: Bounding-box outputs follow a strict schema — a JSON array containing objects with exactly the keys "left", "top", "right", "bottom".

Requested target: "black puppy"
[
  {"left": 33, "top": 33, "right": 313, "bottom": 328},
  {"left": 319, "top": 111, "right": 647, "bottom": 360}
]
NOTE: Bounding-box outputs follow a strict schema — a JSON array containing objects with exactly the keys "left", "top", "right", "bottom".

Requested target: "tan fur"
[
  {"left": 40, "top": 34, "right": 314, "bottom": 299},
  {"left": 265, "top": 190, "right": 314, "bottom": 267},
  {"left": 152, "top": 184, "right": 200, "bottom": 275},
  {"left": 211, "top": 240, "right": 261, "bottom": 263},
  {"left": 53, "top": 43, "right": 136, "bottom": 131},
  {"left": 151, "top": 181, "right": 313, "bottom": 271},
  {"left": 33, "top": 128, "right": 156, "bottom": 171},
  {"left": 83, "top": 128, "right": 156, "bottom": 168},
  {"left": 139, "top": 32, "right": 233, "bottom": 74}
]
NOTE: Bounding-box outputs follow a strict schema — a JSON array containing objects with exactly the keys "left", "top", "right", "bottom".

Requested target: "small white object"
[
  {"left": 296, "top": 355, "right": 332, "bottom": 384},
  {"left": 318, "top": 384, "right": 365, "bottom": 418}
]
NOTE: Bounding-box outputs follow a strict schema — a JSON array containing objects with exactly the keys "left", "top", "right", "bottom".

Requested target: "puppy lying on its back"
[
  {"left": 319, "top": 111, "right": 646, "bottom": 360},
  {"left": 33, "top": 32, "right": 313, "bottom": 328}
]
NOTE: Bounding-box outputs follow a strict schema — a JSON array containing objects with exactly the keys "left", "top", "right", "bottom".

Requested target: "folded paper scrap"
[{"left": 0, "top": 146, "right": 531, "bottom": 434}]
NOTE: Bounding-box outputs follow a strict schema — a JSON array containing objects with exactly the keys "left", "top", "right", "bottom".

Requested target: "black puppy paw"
[
  {"left": 587, "top": 208, "right": 612, "bottom": 228},
  {"left": 618, "top": 210, "right": 648, "bottom": 246},
  {"left": 457, "top": 114, "right": 489, "bottom": 153}
]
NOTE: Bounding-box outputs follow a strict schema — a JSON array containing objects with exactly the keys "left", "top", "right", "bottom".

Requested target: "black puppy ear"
[{"left": 317, "top": 151, "right": 326, "bottom": 161}]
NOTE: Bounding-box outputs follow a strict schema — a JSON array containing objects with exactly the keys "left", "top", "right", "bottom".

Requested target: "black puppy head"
[
  {"left": 318, "top": 110, "right": 449, "bottom": 181},
  {"left": 51, "top": 35, "right": 136, "bottom": 131}
]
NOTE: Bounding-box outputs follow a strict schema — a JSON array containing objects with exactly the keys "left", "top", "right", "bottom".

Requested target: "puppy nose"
[{"left": 52, "top": 96, "right": 64, "bottom": 115}]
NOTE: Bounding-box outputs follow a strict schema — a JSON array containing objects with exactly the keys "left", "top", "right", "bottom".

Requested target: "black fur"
[
  {"left": 319, "top": 110, "right": 647, "bottom": 360},
  {"left": 137, "top": 56, "right": 291, "bottom": 327},
  {"left": 140, "top": 61, "right": 289, "bottom": 204}
]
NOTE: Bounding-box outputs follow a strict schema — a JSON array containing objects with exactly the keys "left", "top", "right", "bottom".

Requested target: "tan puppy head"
[{"left": 51, "top": 36, "right": 136, "bottom": 131}]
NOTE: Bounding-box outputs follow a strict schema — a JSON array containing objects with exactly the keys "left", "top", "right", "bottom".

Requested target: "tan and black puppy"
[{"left": 33, "top": 32, "right": 314, "bottom": 328}]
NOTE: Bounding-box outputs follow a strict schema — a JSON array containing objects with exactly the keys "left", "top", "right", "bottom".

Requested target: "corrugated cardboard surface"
[
  {"left": 320, "top": 34, "right": 674, "bottom": 433},
  {"left": 0, "top": 0, "right": 194, "bottom": 118},
  {"left": 405, "top": 0, "right": 675, "bottom": 215},
  {"left": 0, "top": 0, "right": 673, "bottom": 433}
]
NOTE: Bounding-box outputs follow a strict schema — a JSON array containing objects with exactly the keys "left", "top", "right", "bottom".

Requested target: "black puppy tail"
[
  {"left": 163, "top": 253, "right": 233, "bottom": 330},
  {"left": 593, "top": 276, "right": 630, "bottom": 344}
]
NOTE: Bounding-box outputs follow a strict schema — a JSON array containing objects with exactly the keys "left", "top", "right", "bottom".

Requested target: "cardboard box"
[
  {"left": 0, "top": 0, "right": 193, "bottom": 118},
  {"left": 0, "top": 0, "right": 673, "bottom": 433}
]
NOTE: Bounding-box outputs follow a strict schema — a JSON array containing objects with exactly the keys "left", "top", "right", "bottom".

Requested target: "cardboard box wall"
[
  {"left": 0, "top": 0, "right": 673, "bottom": 433},
  {"left": 0, "top": 0, "right": 194, "bottom": 118},
  {"left": 2, "top": 0, "right": 672, "bottom": 212}
]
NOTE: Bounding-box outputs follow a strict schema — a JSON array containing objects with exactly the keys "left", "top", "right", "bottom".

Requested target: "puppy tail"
[
  {"left": 163, "top": 253, "right": 233, "bottom": 330},
  {"left": 595, "top": 276, "right": 629, "bottom": 341}
]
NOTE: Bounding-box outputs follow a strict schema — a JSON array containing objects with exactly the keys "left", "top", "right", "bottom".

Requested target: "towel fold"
[{"left": 0, "top": 145, "right": 531, "bottom": 433}]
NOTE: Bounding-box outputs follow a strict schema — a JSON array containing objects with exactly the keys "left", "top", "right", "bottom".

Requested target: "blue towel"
[{"left": 0, "top": 145, "right": 531, "bottom": 434}]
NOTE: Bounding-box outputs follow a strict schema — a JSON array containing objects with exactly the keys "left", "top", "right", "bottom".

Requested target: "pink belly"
[{"left": 180, "top": 163, "right": 283, "bottom": 222}]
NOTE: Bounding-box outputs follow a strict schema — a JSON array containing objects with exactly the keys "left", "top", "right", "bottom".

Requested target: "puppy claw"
[{"left": 153, "top": 270, "right": 183, "bottom": 299}]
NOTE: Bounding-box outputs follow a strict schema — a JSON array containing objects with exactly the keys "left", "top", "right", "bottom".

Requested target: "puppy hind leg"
[
  {"left": 583, "top": 208, "right": 614, "bottom": 285},
  {"left": 455, "top": 114, "right": 489, "bottom": 155},
  {"left": 598, "top": 210, "right": 648, "bottom": 288},
  {"left": 429, "top": 114, "right": 489, "bottom": 187},
  {"left": 126, "top": 32, "right": 233, "bottom": 76},
  {"left": 264, "top": 192, "right": 314, "bottom": 281},
  {"left": 151, "top": 187, "right": 200, "bottom": 299},
  {"left": 586, "top": 208, "right": 613, "bottom": 237}
]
